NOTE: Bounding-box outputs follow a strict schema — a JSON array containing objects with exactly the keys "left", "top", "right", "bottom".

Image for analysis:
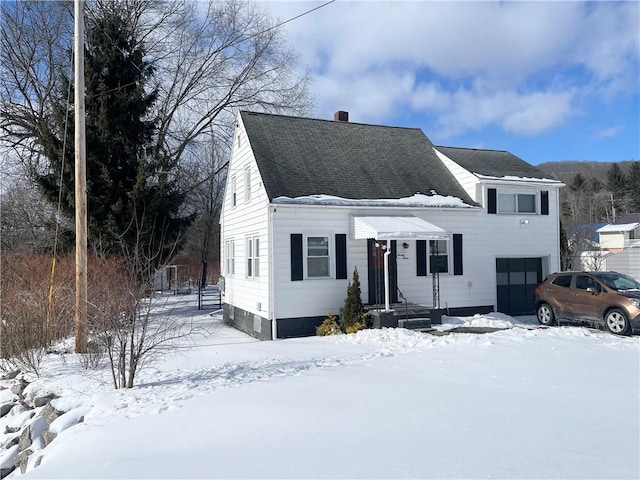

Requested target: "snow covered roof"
[
  {"left": 240, "top": 111, "right": 479, "bottom": 206},
  {"left": 272, "top": 193, "right": 474, "bottom": 208},
  {"left": 596, "top": 223, "right": 640, "bottom": 233},
  {"left": 351, "top": 215, "right": 449, "bottom": 240},
  {"left": 434, "top": 146, "right": 560, "bottom": 182}
]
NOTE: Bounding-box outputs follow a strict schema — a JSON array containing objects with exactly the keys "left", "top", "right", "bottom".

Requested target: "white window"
[
  {"left": 429, "top": 239, "right": 449, "bottom": 273},
  {"left": 225, "top": 240, "right": 235, "bottom": 275},
  {"left": 498, "top": 193, "right": 536, "bottom": 213},
  {"left": 306, "top": 236, "right": 330, "bottom": 278},
  {"left": 231, "top": 176, "right": 237, "bottom": 207},
  {"left": 247, "top": 236, "right": 259, "bottom": 278},
  {"left": 245, "top": 168, "right": 252, "bottom": 202}
]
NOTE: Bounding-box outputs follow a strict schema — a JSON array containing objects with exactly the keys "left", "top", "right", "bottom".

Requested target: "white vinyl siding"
[{"left": 220, "top": 115, "right": 269, "bottom": 317}]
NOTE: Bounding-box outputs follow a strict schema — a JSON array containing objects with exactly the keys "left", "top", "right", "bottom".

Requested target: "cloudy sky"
[{"left": 263, "top": 1, "right": 639, "bottom": 165}]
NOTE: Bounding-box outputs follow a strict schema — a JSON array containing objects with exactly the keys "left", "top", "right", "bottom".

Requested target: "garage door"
[{"left": 496, "top": 258, "right": 542, "bottom": 315}]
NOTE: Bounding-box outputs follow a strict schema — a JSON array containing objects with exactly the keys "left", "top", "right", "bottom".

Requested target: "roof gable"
[
  {"left": 435, "top": 146, "right": 553, "bottom": 181},
  {"left": 240, "top": 111, "right": 477, "bottom": 205}
]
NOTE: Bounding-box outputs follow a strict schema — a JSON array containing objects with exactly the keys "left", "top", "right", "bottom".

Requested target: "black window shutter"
[
  {"left": 335, "top": 234, "right": 347, "bottom": 279},
  {"left": 541, "top": 190, "right": 549, "bottom": 215},
  {"left": 488, "top": 188, "right": 497, "bottom": 214},
  {"left": 290, "top": 234, "right": 303, "bottom": 281},
  {"left": 453, "top": 234, "right": 463, "bottom": 276},
  {"left": 416, "top": 240, "right": 427, "bottom": 276}
]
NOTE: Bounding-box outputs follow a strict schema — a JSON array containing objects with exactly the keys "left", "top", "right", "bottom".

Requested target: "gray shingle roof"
[
  {"left": 435, "top": 146, "right": 552, "bottom": 180},
  {"left": 613, "top": 213, "right": 640, "bottom": 225},
  {"left": 240, "top": 111, "right": 477, "bottom": 205}
]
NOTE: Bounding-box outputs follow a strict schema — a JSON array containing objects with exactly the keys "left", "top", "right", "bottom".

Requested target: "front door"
[{"left": 367, "top": 239, "right": 398, "bottom": 306}]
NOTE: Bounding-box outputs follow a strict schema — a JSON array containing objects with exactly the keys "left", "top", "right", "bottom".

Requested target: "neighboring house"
[
  {"left": 597, "top": 213, "right": 640, "bottom": 253},
  {"left": 220, "top": 111, "right": 564, "bottom": 340},
  {"left": 571, "top": 250, "right": 611, "bottom": 272},
  {"left": 597, "top": 213, "right": 640, "bottom": 279}
]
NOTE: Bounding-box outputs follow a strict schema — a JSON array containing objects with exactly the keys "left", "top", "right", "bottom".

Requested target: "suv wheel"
[
  {"left": 536, "top": 303, "right": 556, "bottom": 326},
  {"left": 604, "top": 309, "right": 630, "bottom": 335}
]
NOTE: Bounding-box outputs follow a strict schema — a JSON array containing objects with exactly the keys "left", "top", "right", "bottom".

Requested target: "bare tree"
[
  {"left": 1, "top": 0, "right": 312, "bottom": 189},
  {"left": 0, "top": 176, "right": 72, "bottom": 254},
  {"left": 85, "top": 255, "right": 207, "bottom": 389},
  {"left": 180, "top": 133, "right": 229, "bottom": 288}
]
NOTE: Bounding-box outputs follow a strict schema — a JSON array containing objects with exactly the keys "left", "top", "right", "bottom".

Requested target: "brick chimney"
[{"left": 334, "top": 110, "right": 349, "bottom": 122}]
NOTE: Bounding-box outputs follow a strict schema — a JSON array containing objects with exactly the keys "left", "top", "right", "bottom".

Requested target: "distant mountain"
[{"left": 536, "top": 160, "right": 638, "bottom": 184}]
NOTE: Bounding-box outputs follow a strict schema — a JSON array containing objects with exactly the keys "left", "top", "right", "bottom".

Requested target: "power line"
[{"left": 98, "top": 0, "right": 336, "bottom": 90}]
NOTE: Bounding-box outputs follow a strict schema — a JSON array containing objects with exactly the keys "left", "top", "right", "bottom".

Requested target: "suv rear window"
[{"left": 551, "top": 275, "right": 572, "bottom": 288}]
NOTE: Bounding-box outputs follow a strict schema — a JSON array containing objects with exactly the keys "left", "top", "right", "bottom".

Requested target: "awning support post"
[{"left": 384, "top": 246, "right": 391, "bottom": 311}]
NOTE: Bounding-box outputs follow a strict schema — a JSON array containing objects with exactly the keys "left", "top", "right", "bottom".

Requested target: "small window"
[
  {"left": 552, "top": 275, "right": 572, "bottom": 288},
  {"left": 307, "top": 236, "right": 330, "bottom": 278},
  {"left": 518, "top": 194, "right": 536, "bottom": 213},
  {"left": 498, "top": 193, "right": 536, "bottom": 214},
  {"left": 231, "top": 176, "right": 237, "bottom": 207},
  {"left": 245, "top": 168, "right": 251, "bottom": 202},
  {"left": 429, "top": 239, "right": 448, "bottom": 274},
  {"left": 225, "top": 240, "right": 235, "bottom": 275},
  {"left": 498, "top": 193, "right": 516, "bottom": 213},
  {"left": 247, "top": 236, "right": 259, "bottom": 279}
]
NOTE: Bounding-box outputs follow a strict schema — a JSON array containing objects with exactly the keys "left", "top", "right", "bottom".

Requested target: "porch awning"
[{"left": 351, "top": 215, "right": 448, "bottom": 240}]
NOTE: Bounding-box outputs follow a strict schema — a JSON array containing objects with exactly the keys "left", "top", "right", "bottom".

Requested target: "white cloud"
[
  {"left": 595, "top": 126, "right": 621, "bottom": 140},
  {"left": 264, "top": 1, "right": 639, "bottom": 136}
]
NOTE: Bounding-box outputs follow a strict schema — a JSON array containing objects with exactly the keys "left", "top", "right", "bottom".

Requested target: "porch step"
[{"left": 398, "top": 317, "right": 432, "bottom": 330}]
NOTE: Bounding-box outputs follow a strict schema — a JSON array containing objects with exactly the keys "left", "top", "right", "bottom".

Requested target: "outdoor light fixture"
[{"left": 402, "top": 242, "right": 409, "bottom": 249}]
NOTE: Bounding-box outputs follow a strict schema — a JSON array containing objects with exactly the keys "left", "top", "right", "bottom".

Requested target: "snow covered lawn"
[{"left": 3, "top": 292, "right": 639, "bottom": 479}]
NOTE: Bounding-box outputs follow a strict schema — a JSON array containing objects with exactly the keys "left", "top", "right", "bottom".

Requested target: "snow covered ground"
[{"left": 2, "top": 291, "right": 639, "bottom": 479}]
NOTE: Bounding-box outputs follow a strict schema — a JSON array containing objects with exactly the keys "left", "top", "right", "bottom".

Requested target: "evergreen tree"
[
  {"left": 559, "top": 221, "right": 572, "bottom": 270},
  {"left": 340, "top": 267, "right": 365, "bottom": 333},
  {"left": 36, "top": 2, "right": 193, "bottom": 275},
  {"left": 627, "top": 161, "right": 640, "bottom": 212},
  {"left": 606, "top": 163, "right": 627, "bottom": 218}
]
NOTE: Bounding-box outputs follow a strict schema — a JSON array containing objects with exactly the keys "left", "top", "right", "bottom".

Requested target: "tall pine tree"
[
  {"left": 606, "top": 163, "right": 627, "bottom": 218},
  {"left": 627, "top": 161, "right": 640, "bottom": 213},
  {"left": 37, "top": 2, "right": 193, "bottom": 277}
]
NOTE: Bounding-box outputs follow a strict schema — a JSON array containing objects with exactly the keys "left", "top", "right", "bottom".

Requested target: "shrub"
[
  {"left": 339, "top": 267, "right": 368, "bottom": 334},
  {"left": 316, "top": 313, "right": 341, "bottom": 336}
]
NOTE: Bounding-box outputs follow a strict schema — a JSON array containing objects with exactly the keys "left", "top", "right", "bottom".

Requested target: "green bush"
[
  {"left": 340, "top": 267, "right": 368, "bottom": 333},
  {"left": 316, "top": 313, "right": 341, "bottom": 336}
]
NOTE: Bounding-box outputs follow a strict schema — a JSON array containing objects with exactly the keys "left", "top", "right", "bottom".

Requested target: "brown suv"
[{"left": 534, "top": 271, "right": 640, "bottom": 335}]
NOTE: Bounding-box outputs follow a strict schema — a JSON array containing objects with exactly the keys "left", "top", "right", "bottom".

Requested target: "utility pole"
[{"left": 74, "top": 0, "right": 88, "bottom": 353}]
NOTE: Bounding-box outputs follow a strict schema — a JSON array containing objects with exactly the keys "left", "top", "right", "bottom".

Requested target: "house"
[
  {"left": 597, "top": 213, "right": 640, "bottom": 253},
  {"left": 597, "top": 213, "right": 640, "bottom": 279},
  {"left": 220, "top": 110, "right": 564, "bottom": 340}
]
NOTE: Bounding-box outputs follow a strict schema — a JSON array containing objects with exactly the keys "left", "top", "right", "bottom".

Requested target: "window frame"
[
  {"left": 497, "top": 191, "right": 537, "bottom": 214},
  {"left": 305, "top": 234, "right": 332, "bottom": 279},
  {"left": 246, "top": 235, "right": 260, "bottom": 279},
  {"left": 428, "top": 239, "right": 449, "bottom": 274},
  {"left": 231, "top": 175, "right": 237, "bottom": 207},
  {"left": 225, "top": 239, "right": 235, "bottom": 276},
  {"left": 244, "top": 168, "right": 252, "bottom": 202}
]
